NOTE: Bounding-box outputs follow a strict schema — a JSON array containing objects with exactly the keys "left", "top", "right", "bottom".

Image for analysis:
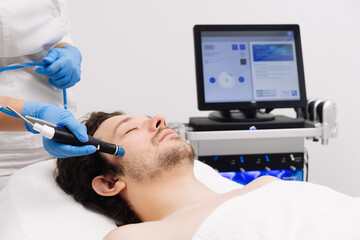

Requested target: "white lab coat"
[{"left": 0, "top": 0, "right": 76, "bottom": 190}]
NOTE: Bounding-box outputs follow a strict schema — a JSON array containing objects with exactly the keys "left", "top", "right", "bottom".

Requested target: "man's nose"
[{"left": 151, "top": 115, "right": 167, "bottom": 130}]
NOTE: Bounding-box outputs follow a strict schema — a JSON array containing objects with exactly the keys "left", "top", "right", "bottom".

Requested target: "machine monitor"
[{"left": 193, "top": 25, "right": 307, "bottom": 121}]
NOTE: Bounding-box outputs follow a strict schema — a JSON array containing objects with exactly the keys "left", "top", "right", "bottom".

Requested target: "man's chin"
[{"left": 157, "top": 141, "right": 195, "bottom": 169}]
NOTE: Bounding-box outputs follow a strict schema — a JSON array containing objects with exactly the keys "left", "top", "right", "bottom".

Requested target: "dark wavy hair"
[{"left": 55, "top": 111, "right": 141, "bottom": 226}]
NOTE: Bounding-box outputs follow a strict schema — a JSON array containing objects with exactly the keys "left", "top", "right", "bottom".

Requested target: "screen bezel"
[{"left": 193, "top": 24, "right": 307, "bottom": 111}]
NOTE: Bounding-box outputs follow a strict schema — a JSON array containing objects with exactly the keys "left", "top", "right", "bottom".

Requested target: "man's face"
[{"left": 93, "top": 114, "right": 194, "bottom": 182}]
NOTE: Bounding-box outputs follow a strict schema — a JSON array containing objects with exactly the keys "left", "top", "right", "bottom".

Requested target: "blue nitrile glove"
[
  {"left": 35, "top": 45, "right": 82, "bottom": 89},
  {"left": 22, "top": 101, "right": 96, "bottom": 158}
]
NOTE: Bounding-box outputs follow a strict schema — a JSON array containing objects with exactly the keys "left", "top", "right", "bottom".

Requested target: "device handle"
[{"left": 52, "top": 126, "right": 121, "bottom": 155}]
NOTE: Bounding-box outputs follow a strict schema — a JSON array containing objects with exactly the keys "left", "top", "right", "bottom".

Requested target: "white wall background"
[{"left": 67, "top": 0, "right": 360, "bottom": 196}]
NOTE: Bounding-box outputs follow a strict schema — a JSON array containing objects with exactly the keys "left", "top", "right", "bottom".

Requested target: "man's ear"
[{"left": 92, "top": 175, "right": 126, "bottom": 197}]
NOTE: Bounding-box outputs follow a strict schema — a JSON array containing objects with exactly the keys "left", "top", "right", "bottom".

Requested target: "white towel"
[
  {"left": 192, "top": 180, "right": 360, "bottom": 240},
  {"left": 193, "top": 160, "right": 243, "bottom": 194},
  {"left": 0, "top": 159, "right": 116, "bottom": 240}
]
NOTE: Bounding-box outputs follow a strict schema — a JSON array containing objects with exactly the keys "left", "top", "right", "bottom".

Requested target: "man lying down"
[{"left": 56, "top": 111, "right": 360, "bottom": 240}]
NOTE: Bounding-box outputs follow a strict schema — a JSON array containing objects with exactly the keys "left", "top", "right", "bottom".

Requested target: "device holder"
[{"left": 298, "top": 98, "right": 338, "bottom": 145}]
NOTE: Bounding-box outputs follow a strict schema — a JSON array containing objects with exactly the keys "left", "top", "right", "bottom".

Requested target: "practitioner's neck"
[{"left": 122, "top": 163, "right": 219, "bottom": 222}]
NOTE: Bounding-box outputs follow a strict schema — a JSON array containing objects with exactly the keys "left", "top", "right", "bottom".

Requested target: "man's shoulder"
[
  {"left": 224, "top": 175, "right": 281, "bottom": 199},
  {"left": 245, "top": 175, "right": 280, "bottom": 189},
  {"left": 104, "top": 222, "right": 160, "bottom": 240}
]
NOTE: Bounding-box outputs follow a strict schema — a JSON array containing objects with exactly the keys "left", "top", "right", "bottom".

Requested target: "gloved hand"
[
  {"left": 35, "top": 45, "right": 82, "bottom": 89},
  {"left": 22, "top": 101, "right": 96, "bottom": 158}
]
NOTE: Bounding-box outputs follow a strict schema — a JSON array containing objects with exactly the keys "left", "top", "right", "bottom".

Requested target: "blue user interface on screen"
[
  {"left": 219, "top": 169, "right": 303, "bottom": 185},
  {"left": 201, "top": 31, "right": 300, "bottom": 103}
]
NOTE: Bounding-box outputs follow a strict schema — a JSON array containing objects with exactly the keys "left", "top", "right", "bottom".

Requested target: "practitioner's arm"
[
  {"left": 0, "top": 96, "right": 27, "bottom": 131},
  {"left": 0, "top": 96, "right": 96, "bottom": 158}
]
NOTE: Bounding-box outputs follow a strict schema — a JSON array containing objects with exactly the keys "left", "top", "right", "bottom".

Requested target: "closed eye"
[{"left": 125, "top": 128, "right": 137, "bottom": 135}]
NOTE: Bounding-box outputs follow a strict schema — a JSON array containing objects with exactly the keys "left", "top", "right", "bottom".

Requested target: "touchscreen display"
[{"left": 201, "top": 30, "right": 300, "bottom": 103}]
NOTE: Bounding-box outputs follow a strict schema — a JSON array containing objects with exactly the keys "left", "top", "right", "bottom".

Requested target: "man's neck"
[{"left": 121, "top": 164, "right": 219, "bottom": 222}]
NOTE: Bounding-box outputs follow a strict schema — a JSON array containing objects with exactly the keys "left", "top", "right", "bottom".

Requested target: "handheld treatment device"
[
  {"left": 0, "top": 103, "right": 124, "bottom": 156},
  {"left": 316, "top": 99, "right": 337, "bottom": 145},
  {"left": 307, "top": 99, "right": 322, "bottom": 122}
]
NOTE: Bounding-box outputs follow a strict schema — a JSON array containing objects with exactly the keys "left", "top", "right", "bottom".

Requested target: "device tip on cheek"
[{"left": 116, "top": 147, "right": 125, "bottom": 156}]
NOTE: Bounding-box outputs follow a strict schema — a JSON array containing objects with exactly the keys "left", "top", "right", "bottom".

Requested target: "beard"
[
  {"left": 122, "top": 136, "right": 195, "bottom": 182},
  {"left": 155, "top": 137, "right": 195, "bottom": 173}
]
